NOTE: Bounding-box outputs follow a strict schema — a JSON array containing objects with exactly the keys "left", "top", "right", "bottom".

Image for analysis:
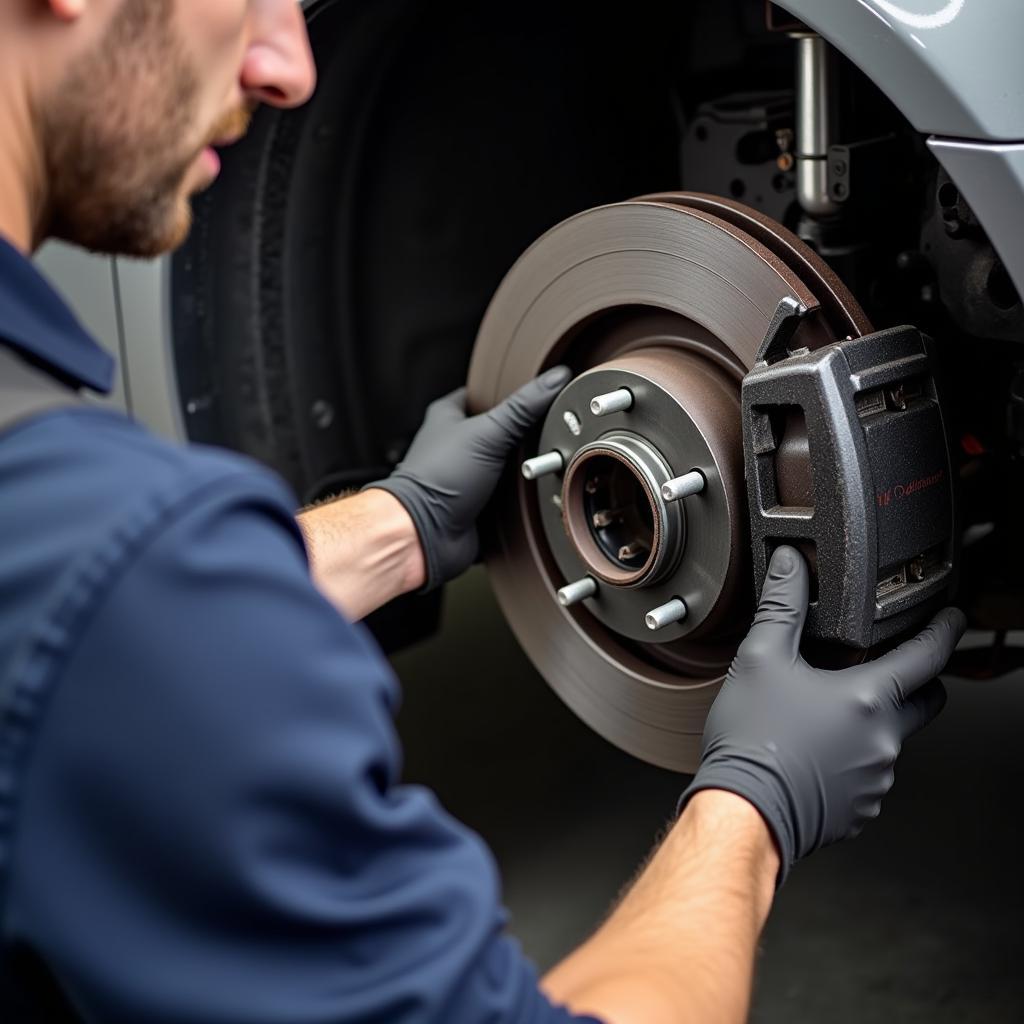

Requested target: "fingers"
[
  {"left": 897, "top": 678, "right": 948, "bottom": 741},
  {"left": 861, "top": 607, "right": 966, "bottom": 700},
  {"left": 742, "top": 546, "right": 809, "bottom": 662},
  {"left": 484, "top": 366, "right": 572, "bottom": 442}
]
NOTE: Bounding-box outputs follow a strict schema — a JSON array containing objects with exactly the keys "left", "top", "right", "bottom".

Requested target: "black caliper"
[{"left": 743, "top": 301, "right": 957, "bottom": 648}]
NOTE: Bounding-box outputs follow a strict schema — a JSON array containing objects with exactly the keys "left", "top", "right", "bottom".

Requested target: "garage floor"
[{"left": 392, "top": 568, "right": 1024, "bottom": 1023}]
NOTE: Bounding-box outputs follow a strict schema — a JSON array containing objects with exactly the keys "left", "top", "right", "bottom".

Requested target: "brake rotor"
[{"left": 467, "top": 192, "right": 870, "bottom": 772}]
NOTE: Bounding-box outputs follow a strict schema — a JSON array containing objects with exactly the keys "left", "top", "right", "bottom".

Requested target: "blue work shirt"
[{"left": 0, "top": 235, "right": 599, "bottom": 1023}]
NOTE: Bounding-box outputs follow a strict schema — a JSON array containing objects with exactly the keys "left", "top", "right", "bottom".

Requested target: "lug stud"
[
  {"left": 557, "top": 577, "right": 598, "bottom": 607},
  {"left": 645, "top": 598, "right": 688, "bottom": 631},
  {"left": 522, "top": 451, "right": 564, "bottom": 480},
  {"left": 590, "top": 388, "right": 634, "bottom": 417},
  {"left": 661, "top": 471, "right": 705, "bottom": 503}
]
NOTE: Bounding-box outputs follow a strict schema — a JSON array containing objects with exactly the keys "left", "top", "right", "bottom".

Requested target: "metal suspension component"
[
  {"left": 794, "top": 34, "right": 840, "bottom": 218},
  {"left": 560, "top": 430, "right": 683, "bottom": 591}
]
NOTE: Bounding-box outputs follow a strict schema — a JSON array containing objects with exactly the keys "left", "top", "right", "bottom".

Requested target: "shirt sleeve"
[{"left": 5, "top": 469, "right": 600, "bottom": 1024}]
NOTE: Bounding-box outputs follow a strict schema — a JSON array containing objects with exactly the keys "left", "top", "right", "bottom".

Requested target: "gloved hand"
[
  {"left": 681, "top": 545, "right": 966, "bottom": 886},
  {"left": 366, "top": 366, "right": 572, "bottom": 591}
]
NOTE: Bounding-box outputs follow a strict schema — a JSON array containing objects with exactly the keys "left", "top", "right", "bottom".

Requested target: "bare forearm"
[
  {"left": 296, "top": 489, "right": 425, "bottom": 620},
  {"left": 542, "top": 791, "right": 778, "bottom": 1024}
]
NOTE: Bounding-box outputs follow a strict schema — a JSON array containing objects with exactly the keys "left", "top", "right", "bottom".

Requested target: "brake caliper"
[{"left": 743, "top": 302, "right": 957, "bottom": 647}]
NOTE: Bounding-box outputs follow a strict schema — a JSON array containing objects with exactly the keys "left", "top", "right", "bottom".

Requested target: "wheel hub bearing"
[
  {"left": 467, "top": 193, "right": 870, "bottom": 772},
  {"left": 536, "top": 351, "right": 743, "bottom": 646}
]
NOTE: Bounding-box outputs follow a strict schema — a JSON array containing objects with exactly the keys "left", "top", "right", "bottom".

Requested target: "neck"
[{"left": 0, "top": 75, "right": 48, "bottom": 254}]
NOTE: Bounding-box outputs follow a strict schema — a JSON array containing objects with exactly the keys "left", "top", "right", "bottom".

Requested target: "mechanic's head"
[{"left": 0, "top": 0, "right": 315, "bottom": 257}]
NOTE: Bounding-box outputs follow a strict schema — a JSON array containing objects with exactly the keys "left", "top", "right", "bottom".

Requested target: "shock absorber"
[{"left": 793, "top": 32, "right": 840, "bottom": 218}]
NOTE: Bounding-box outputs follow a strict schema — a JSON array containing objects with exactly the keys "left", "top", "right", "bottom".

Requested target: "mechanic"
[{"left": 0, "top": 2, "right": 965, "bottom": 1023}]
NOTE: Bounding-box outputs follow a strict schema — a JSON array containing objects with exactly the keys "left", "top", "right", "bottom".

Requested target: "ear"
[{"left": 48, "top": 0, "right": 87, "bottom": 22}]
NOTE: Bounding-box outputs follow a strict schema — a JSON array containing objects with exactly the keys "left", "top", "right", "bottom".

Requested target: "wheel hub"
[
  {"left": 534, "top": 349, "right": 743, "bottom": 645},
  {"left": 564, "top": 434, "right": 679, "bottom": 587}
]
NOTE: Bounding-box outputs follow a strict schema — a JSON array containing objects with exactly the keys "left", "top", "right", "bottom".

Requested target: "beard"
[{"left": 40, "top": 0, "right": 245, "bottom": 259}]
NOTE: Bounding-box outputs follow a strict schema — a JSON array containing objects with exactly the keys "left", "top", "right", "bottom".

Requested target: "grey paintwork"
[
  {"left": 115, "top": 256, "right": 186, "bottom": 441},
  {"left": 927, "top": 139, "right": 1024, "bottom": 298},
  {"left": 32, "top": 244, "right": 185, "bottom": 439},
  {"left": 778, "top": 0, "right": 1024, "bottom": 141},
  {"left": 777, "top": 1, "right": 1024, "bottom": 305},
  {"left": 34, "top": 243, "right": 127, "bottom": 415}
]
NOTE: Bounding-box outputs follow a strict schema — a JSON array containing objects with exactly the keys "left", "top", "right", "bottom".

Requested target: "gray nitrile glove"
[
  {"left": 367, "top": 366, "right": 572, "bottom": 591},
  {"left": 681, "top": 545, "right": 965, "bottom": 886}
]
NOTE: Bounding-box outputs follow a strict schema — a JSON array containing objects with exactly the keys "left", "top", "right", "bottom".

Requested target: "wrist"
[
  {"left": 297, "top": 488, "right": 426, "bottom": 619},
  {"left": 679, "top": 789, "right": 781, "bottom": 909},
  {"left": 681, "top": 753, "right": 795, "bottom": 888},
  {"left": 361, "top": 479, "right": 440, "bottom": 592},
  {"left": 357, "top": 488, "right": 427, "bottom": 594}
]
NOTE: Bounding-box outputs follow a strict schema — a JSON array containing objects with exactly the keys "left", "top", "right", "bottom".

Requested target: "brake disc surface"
[{"left": 467, "top": 193, "right": 869, "bottom": 772}]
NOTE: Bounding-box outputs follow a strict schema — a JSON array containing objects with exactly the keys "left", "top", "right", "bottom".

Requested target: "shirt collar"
[{"left": 0, "top": 234, "right": 115, "bottom": 394}]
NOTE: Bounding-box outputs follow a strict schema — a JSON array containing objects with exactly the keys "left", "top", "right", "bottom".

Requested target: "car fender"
[{"left": 778, "top": 0, "right": 1024, "bottom": 297}]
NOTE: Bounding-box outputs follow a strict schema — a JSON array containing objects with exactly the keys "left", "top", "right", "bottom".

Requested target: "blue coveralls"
[{"left": 0, "top": 236, "right": 598, "bottom": 1024}]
